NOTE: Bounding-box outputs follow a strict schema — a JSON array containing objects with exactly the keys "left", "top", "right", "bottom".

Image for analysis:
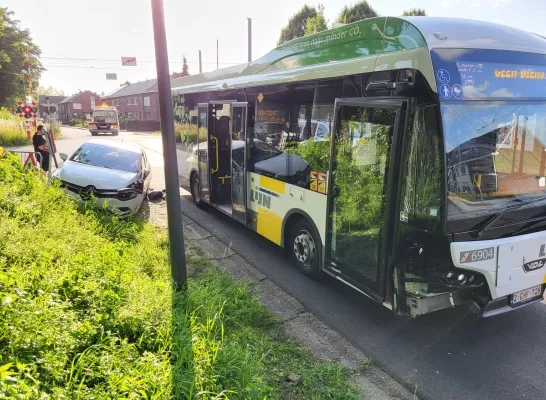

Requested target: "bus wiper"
[{"left": 474, "top": 195, "right": 546, "bottom": 238}]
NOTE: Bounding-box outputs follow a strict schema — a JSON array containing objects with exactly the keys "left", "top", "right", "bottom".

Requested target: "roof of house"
[
  {"left": 58, "top": 93, "right": 82, "bottom": 104},
  {"left": 102, "top": 79, "right": 158, "bottom": 99},
  {"left": 39, "top": 95, "right": 67, "bottom": 105}
]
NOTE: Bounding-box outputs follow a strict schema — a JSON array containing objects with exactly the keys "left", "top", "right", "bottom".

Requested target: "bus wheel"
[
  {"left": 190, "top": 173, "right": 205, "bottom": 209},
  {"left": 291, "top": 220, "right": 320, "bottom": 278}
]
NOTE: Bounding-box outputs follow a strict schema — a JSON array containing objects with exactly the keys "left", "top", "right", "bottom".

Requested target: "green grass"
[{"left": 0, "top": 153, "right": 362, "bottom": 399}]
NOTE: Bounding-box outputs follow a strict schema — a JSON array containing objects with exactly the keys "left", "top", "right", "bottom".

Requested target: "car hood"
[
  {"left": 254, "top": 152, "right": 310, "bottom": 178},
  {"left": 56, "top": 161, "right": 137, "bottom": 190}
]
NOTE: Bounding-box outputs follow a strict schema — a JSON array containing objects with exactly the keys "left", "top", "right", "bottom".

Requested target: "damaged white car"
[{"left": 52, "top": 139, "right": 151, "bottom": 216}]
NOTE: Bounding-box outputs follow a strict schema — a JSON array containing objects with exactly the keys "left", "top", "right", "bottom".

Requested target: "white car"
[{"left": 52, "top": 139, "right": 152, "bottom": 216}]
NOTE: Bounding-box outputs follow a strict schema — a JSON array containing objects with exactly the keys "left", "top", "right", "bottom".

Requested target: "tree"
[
  {"left": 0, "top": 7, "right": 44, "bottom": 107},
  {"left": 304, "top": 4, "right": 328, "bottom": 36},
  {"left": 35, "top": 85, "right": 65, "bottom": 97},
  {"left": 172, "top": 55, "right": 190, "bottom": 79},
  {"left": 181, "top": 55, "right": 190, "bottom": 77},
  {"left": 402, "top": 8, "right": 426, "bottom": 16},
  {"left": 336, "top": 1, "right": 378, "bottom": 24},
  {"left": 278, "top": 5, "right": 319, "bottom": 45}
]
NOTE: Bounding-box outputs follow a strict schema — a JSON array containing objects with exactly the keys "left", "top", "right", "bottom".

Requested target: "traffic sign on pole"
[{"left": 121, "top": 57, "right": 137, "bottom": 66}]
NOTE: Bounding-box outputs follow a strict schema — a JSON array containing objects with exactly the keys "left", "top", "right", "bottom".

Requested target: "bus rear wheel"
[
  {"left": 190, "top": 173, "right": 205, "bottom": 209},
  {"left": 291, "top": 220, "right": 320, "bottom": 278}
]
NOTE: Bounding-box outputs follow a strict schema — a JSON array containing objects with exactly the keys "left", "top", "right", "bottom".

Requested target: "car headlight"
[{"left": 117, "top": 182, "right": 141, "bottom": 201}]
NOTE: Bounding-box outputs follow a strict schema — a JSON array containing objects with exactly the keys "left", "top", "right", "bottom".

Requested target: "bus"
[
  {"left": 172, "top": 16, "right": 546, "bottom": 318},
  {"left": 89, "top": 105, "right": 120, "bottom": 136}
]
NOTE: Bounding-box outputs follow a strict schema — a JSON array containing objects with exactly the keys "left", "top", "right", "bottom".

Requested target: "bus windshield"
[{"left": 443, "top": 101, "right": 546, "bottom": 221}]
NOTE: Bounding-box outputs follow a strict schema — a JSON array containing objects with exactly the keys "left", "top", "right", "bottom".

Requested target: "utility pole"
[
  {"left": 216, "top": 39, "right": 219, "bottom": 69},
  {"left": 247, "top": 18, "right": 252, "bottom": 62},
  {"left": 150, "top": 0, "right": 187, "bottom": 289},
  {"left": 198, "top": 50, "right": 202, "bottom": 73}
]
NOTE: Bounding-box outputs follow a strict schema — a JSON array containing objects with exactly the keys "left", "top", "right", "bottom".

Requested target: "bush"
[{"left": 175, "top": 122, "right": 207, "bottom": 149}]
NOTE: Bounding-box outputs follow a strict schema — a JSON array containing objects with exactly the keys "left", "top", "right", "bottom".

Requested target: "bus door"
[
  {"left": 231, "top": 102, "right": 248, "bottom": 223},
  {"left": 197, "top": 103, "right": 210, "bottom": 203},
  {"left": 208, "top": 102, "right": 233, "bottom": 214},
  {"left": 326, "top": 98, "right": 407, "bottom": 298}
]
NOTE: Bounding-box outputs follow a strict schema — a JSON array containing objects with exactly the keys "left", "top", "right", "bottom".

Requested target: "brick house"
[
  {"left": 102, "top": 80, "right": 159, "bottom": 121},
  {"left": 57, "top": 90, "right": 101, "bottom": 122}
]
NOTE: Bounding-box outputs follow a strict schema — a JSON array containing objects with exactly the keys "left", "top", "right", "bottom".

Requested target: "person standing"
[{"left": 32, "top": 125, "right": 50, "bottom": 172}]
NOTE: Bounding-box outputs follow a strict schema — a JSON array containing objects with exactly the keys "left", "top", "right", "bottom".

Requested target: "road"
[{"left": 15, "top": 126, "right": 546, "bottom": 400}]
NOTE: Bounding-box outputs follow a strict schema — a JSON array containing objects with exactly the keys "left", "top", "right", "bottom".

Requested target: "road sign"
[
  {"left": 106, "top": 73, "right": 118, "bottom": 80},
  {"left": 121, "top": 57, "right": 137, "bottom": 66}
]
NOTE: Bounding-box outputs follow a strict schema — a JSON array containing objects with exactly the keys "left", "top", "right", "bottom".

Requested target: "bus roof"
[{"left": 171, "top": 16, "right": 546, "bottom": 95}]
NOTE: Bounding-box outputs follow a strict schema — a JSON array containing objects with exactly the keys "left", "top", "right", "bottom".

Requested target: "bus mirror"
[{"left": 393, "top": 81, "right": 415, "bottom": 96}]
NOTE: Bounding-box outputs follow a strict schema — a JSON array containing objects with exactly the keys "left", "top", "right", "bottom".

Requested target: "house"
[
  {"left": 102, "top": 80, "right": 159, "bottom": 121},
  {"left": 57, "top": 90, "right": 101, "bottom": 122},
  {"left": 38, "top": 95, "right": 67, "bottom": 119}
]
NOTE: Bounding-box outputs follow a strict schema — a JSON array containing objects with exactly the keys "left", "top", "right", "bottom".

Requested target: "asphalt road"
[{"left": 14, "top": 127, "right": 546, "bottom": 400}]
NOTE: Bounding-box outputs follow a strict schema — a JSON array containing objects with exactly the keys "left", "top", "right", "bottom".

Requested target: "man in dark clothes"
[{"left": 32, "top": 125, "right": 50, "bottom": 172}]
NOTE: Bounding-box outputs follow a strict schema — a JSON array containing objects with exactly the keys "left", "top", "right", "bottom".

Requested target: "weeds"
[{"left": 0, "top": 153, "right": 361, "bottom": 399}]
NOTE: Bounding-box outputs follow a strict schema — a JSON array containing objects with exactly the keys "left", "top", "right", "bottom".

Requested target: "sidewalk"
[{"left": 146, "top": 197, "right": 417, "bottom": 400}]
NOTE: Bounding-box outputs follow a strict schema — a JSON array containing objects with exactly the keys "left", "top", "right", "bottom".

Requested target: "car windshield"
[
  {"left": 70, "top": 143, "right": 140, "bottom": 173},
  {"left": 442, "top": 101, "right": 546, "bottom": 221},
  {"left": 253, "top": 140, "right": 282, "bottom": 162}
]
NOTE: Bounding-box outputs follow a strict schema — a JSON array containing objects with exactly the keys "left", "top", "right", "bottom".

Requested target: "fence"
[{"left": 4, "top": 150, "right": 43, "bottom": 171}]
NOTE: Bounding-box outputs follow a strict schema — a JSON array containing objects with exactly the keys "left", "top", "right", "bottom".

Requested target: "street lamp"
[{"left": 151, "top": 0, "right": 187, "bottom": 289}]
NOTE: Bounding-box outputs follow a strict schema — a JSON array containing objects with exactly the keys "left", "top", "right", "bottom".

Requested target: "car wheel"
[
  {"left": 291, "top": 219, "right": 321, "bottom": 278},
  {"left": 190, "top": 173, "right": 205, "bottom": 209}
]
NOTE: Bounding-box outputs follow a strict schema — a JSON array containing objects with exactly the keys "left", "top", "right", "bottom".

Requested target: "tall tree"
[
  {"left": 0, "top": 7, "right": 44, "bottom": 107},
  {"left": 172, "top": 55, "right": 190, "bottom": 79},
  {"left": 181, "top": 55, "right": 190, "bottom": 77},
  {"left": 336, "top": 1, "right": 378, "bottom": 24},
  {"left": 305, "top": 4, "right": 328, "bottom": 36},
  {"left": 402, "top": 8, "right": 426, "bottom": 16},
  {"left": 278, "top": 5, "right": 318, "bottom": 45}
]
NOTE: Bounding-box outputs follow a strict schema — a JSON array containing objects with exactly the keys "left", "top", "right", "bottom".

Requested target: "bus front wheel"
[{"left": 291, "top": 219, "right": 320, "bottom": 278}]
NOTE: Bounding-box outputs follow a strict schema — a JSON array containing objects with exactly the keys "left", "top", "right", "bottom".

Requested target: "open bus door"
[
  {"left": 325, "top": 98, "right": 408, "bottom": 306},
  {"left": 205, "top": 101, "right": 249, "bottom": 223},
  {"left": 197, "top": 103, "right": 210, "bottom": 203}
]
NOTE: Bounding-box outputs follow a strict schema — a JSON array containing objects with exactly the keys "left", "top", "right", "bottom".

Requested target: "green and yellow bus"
[{"left": 172, "top": 16, "right": 546, "bottom": 317}]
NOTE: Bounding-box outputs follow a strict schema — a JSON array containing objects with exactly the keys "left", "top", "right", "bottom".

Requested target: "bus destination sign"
[{"left": 455, "top": 61, "right": 546, "bottom": 99}]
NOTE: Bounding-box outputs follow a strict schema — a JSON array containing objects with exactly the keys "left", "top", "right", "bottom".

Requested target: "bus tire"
[
  {"left": 291, "top": 219, "right": 320, "bottom": 278},
  {"left": 190, "top": 172, "right": 205, "bottom": 209}
]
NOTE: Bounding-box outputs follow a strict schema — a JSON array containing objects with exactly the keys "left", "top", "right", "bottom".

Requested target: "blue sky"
[{"left": 3, "top": 0, "right": 546, "bottom": 96}]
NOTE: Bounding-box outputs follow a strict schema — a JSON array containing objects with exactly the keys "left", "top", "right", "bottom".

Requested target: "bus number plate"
[
  {"left": 511, "top": 285, "right": 542, "bottom": 306},
  {"left": 459, "top": 247, "right": 494, "bottom": 264}
]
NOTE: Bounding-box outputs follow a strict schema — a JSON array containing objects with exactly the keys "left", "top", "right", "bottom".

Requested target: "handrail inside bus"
[{"left": 211, "top": 136, "right": 219, "bottom": 173}]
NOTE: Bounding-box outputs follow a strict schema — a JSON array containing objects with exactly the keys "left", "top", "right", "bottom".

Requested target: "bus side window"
[{"left": 400, "top": 105, "right": 444, "bottom": 231}]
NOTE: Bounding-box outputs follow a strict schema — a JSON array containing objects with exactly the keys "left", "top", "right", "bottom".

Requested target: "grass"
[{"left": 0, "top": 153, "right": 362, "bottom": 399}]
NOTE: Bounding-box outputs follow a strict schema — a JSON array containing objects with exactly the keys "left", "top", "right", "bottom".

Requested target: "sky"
[{"left": 3, "top": 0, "right": 546, "bottom": 97}]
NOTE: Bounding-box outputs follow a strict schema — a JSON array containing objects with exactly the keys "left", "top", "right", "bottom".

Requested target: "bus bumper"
[{"left": 473, "top": 289, "right": 544, "bottom": 318}]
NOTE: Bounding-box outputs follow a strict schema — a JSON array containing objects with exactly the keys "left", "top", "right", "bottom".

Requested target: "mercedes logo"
[{"left": 80, "top": 186, "right": 97, "bottom": 200}]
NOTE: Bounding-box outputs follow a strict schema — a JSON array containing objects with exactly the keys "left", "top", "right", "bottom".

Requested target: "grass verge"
[{"left": 0, "top": 153, "right": 361, "bottom": 399}]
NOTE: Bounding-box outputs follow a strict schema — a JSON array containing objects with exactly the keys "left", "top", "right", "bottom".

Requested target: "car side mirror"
[
  {"left": 59, "top": 152, "right": 68, "bottom": 161},
  {"left": 143, "top": 168, "right": 151, "bottom": 178}
]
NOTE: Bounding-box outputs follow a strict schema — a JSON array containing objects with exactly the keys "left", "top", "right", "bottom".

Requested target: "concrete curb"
[{"left": 148, "top": 199, "right": 416, "bottom": 399}]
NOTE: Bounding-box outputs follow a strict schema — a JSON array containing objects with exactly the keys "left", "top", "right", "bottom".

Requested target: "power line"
[{"left": 40, "top": 55, "right": 243, "bottom": 66}]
